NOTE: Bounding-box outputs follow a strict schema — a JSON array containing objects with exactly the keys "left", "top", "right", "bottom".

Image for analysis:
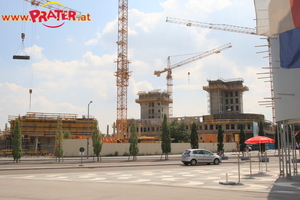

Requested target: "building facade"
[
  {"left": 203, "top": 78, "right": 249, "bottom": 115},
  {"left": 135, "top": 89, "right": 172, "bottom": 119}
]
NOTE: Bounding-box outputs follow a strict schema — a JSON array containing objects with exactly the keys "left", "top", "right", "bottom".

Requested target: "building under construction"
[
  {"left": 5, "top": 112, "right": 95, "bottom": 153},
  {"left": 203, "top": 78, "right": 249, "bottom": 115},
  {"left": 133, "top": 78, "right": 273, "bottom": 143},
  {"left": 135, "top": 89, "right": 172, "bottom": 119}
]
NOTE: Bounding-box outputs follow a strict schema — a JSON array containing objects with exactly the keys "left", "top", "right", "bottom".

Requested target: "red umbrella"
[{"left": 244, "top": 136, "right": 275, "bottom": 144}]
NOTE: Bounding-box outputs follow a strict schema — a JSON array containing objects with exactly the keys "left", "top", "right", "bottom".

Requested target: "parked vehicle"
[{"left": 181, "top": 149, "right": 222, "bottom": 166}]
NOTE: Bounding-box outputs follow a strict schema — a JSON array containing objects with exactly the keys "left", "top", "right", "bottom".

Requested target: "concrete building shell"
[{"left": 135, "top": 89, "right": 172, "bottom": 119}]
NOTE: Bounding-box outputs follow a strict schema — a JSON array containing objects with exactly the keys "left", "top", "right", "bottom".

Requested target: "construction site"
[
  {"left": 0, "top": 1, "right": 276, "bottom": 155},
  {"left": 0, "top": 112, "right": 96, "bottom": 155},
  {"left": 134, "top": 78, "right": 273, "bottom": 143}
]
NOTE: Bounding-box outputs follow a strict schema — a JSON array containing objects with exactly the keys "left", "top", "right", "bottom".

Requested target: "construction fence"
[
  {"left": 63, "top": 139, "right": 237, "bottom": 157},
  {"left": 0, "top": 140, "right": 237, "bottom": 157}
]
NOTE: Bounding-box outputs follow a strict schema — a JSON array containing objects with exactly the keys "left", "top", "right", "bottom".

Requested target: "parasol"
[
  {"left": 244, "top": 136, "right": 275, "bottom": 144},
  {"left": 244, "top": 136, "right": 275, "bottom": 172}
]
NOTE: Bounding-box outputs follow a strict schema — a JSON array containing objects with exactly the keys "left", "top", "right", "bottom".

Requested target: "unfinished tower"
[
  {"left": 135, "top": 90, "right": 172, "bottom": 119},
  {"left": 203, "top": 78, "right": 249, "bottom": 115}
]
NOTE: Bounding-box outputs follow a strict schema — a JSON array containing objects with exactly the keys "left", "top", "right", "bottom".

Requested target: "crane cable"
[
  {"left": 28, "top": 4, "right": 39, "bottom": 111},
  {"left": 22, "top": 0, "right": 34, "bottom": 111},
  {"left": 29, "top": 22, "right": 38, "bottom": 111},
  {"left": 19, "top": 0, "right": 27, "bottom": 54}
]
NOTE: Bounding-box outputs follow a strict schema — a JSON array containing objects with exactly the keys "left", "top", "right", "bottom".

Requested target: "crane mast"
[
  {"left": 155, "top": 43, "right": 232, "bottom": 117},
  {"left": 115, "top": 0, "right": 130, "bottom": 138},
  {"left": 166, "top": 17, "right": 275, "bottom": 124}
]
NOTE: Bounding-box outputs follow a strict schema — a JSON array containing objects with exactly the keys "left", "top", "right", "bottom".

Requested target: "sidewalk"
[
  {"left": 0, "top": 150, "right": 278, "bottom": 171},
  {"left": 0, "top": 155, "right": 183, "bottom": 171}
]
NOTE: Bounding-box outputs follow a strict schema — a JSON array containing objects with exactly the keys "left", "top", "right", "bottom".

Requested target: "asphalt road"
[
  {"left": 0, "top": 178, "right": 275, "bottom": 200},
  {"left": 1, "top": 157, "right": 300, "bottom": 200}
]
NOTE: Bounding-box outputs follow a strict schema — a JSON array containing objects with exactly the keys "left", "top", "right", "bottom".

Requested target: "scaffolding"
[
  {"left": 8, "top": 112, "right": 95, "bottom": 138},
  {"left": 135, "top": 90, "right": 173, "bottom": 104},
  {"left": 203, "top": 78, "right": 249, "bottom": 92}
]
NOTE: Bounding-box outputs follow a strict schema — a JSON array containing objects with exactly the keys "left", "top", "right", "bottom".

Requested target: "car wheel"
[
  {"left": 213, "top": 159, "right": 220, "bottom": 165},
  {"left": 184, "top": 163, "right": 189, "bottom": 166},
  {"left": 190, "top": 159, "right": 197, "bottom": 166}
]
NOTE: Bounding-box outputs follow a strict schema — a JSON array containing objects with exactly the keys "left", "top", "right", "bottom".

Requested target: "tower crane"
[
  {"left": 24, "top": 0, "right": 130, "bottom": 139},
  {"left": 115, "top": 0, "right": 130, "bottom": 139},
  {"left": 154, "top": 43, "right": 232, "bottom": 117},
  {"left": 166, "top": 17, "right": 262, "bottom": 36},
  {"left": 166, "top": 17, "right": 275, "bottom": 124}
]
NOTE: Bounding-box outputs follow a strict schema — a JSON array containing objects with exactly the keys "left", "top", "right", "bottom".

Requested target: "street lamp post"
[{"left": 87, "top": 101, "right": 93, "bottom": 159}]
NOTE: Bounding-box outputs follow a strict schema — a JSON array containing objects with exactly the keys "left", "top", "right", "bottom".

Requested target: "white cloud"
[
  {"left": 24, "top": 45, "right": 45, "bottom": 61},
  {"left": 130, "top": 78, "right": 154, "bottom": 95},
  {"left": 84, "top": 33, "right": 101, "bottom": 46},
  {"left": 32, "top": 96, "right": 85, "bottom": 114},
  {"left": 131, "top": 9, "right": 163, "bottom": 33},
  {"left": 185, "top": 0, "right": 233, "bottom": 13},
  {"left": 160, "top": 0, "right": 234, "bottom": 19},
  {"left": 103, "top": 20, "right": 117, "bottom": 34}
]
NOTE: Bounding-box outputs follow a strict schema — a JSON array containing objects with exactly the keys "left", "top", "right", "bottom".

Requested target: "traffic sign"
[{"left": 79, "top": 147, "right": 84, "bottom": 152}]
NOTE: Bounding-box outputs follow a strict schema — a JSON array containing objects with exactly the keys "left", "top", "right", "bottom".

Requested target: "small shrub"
[{"left": 123, "top": 152, "right": 130, "bottom": 156}]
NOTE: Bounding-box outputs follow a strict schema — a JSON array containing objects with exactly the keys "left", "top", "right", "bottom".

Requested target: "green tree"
[
  {"left": 54, "top": 117, "right": 64, "bottom": 162},
  {"left": 217, "top": 124, "right": 224, "bottom": 156},
  {"left": 239, "top": 123, "right": 246, "bottom": 156},
  {"left": 12, "top": 118, "right": 22, "bottom": 163},
  {"left": 92, "top": 120, "right": 103, "bottom": 161},
  {"left": 169, "top": 120, "right": 189, "bottom": 143},
  {"left": 258, "top": 119, "right": 266, "bottom": 153},
  {"left": 161, "top": 114, "right": 171, "bottom": 160},
  {"left": 63, "top": 130, "right": 71, "bottom": 139},
  {"left": 129, "top": 122, "right": 139, "bottom": 161},
  {"left": 190, "top": 122, "right": 198, "bottom": 149}
]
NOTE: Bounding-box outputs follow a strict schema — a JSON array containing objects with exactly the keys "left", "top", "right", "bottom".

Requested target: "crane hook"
[{"left": 21, "top": 33, "right": 25, "bottom": 41}]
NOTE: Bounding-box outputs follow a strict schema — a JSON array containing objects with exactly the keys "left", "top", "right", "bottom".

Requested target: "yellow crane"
[
  {"left": 115, "top": 0, "right": 130, "bottom": 139},
  {"left": 166, "top": 17, "right": 275, "bottom": 124},
  {"left": 154, "top": 43, "right": 232, "bottom": 117}
]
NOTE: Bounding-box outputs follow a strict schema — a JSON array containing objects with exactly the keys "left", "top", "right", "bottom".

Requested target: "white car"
[{"left": 181, "top": 149, "right": 222, "bottom": 166}]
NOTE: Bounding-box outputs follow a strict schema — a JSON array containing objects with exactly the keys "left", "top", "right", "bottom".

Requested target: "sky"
[{"left": 0, "top": 0, "right": 272, "bottom": 134}]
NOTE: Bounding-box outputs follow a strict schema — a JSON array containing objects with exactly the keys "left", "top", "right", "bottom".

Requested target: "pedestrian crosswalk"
[{"left": 0, "top": 165, "right": 281, "bottom": 193}]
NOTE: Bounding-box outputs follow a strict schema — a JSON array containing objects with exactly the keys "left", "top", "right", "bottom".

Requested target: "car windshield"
[{"left": 183, "top": 150, "right": 190, "bottom": 155}]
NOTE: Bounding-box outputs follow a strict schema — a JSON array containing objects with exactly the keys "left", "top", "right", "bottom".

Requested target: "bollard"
[
  {"left": 238, "top": 154, "right": 241, "bottom": 183},
  {"left": 226, "top": 173, "right": 228, "bottom": 182},
  {"left": 250, "top": 153, "right": 252, "bottom": 178}
]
